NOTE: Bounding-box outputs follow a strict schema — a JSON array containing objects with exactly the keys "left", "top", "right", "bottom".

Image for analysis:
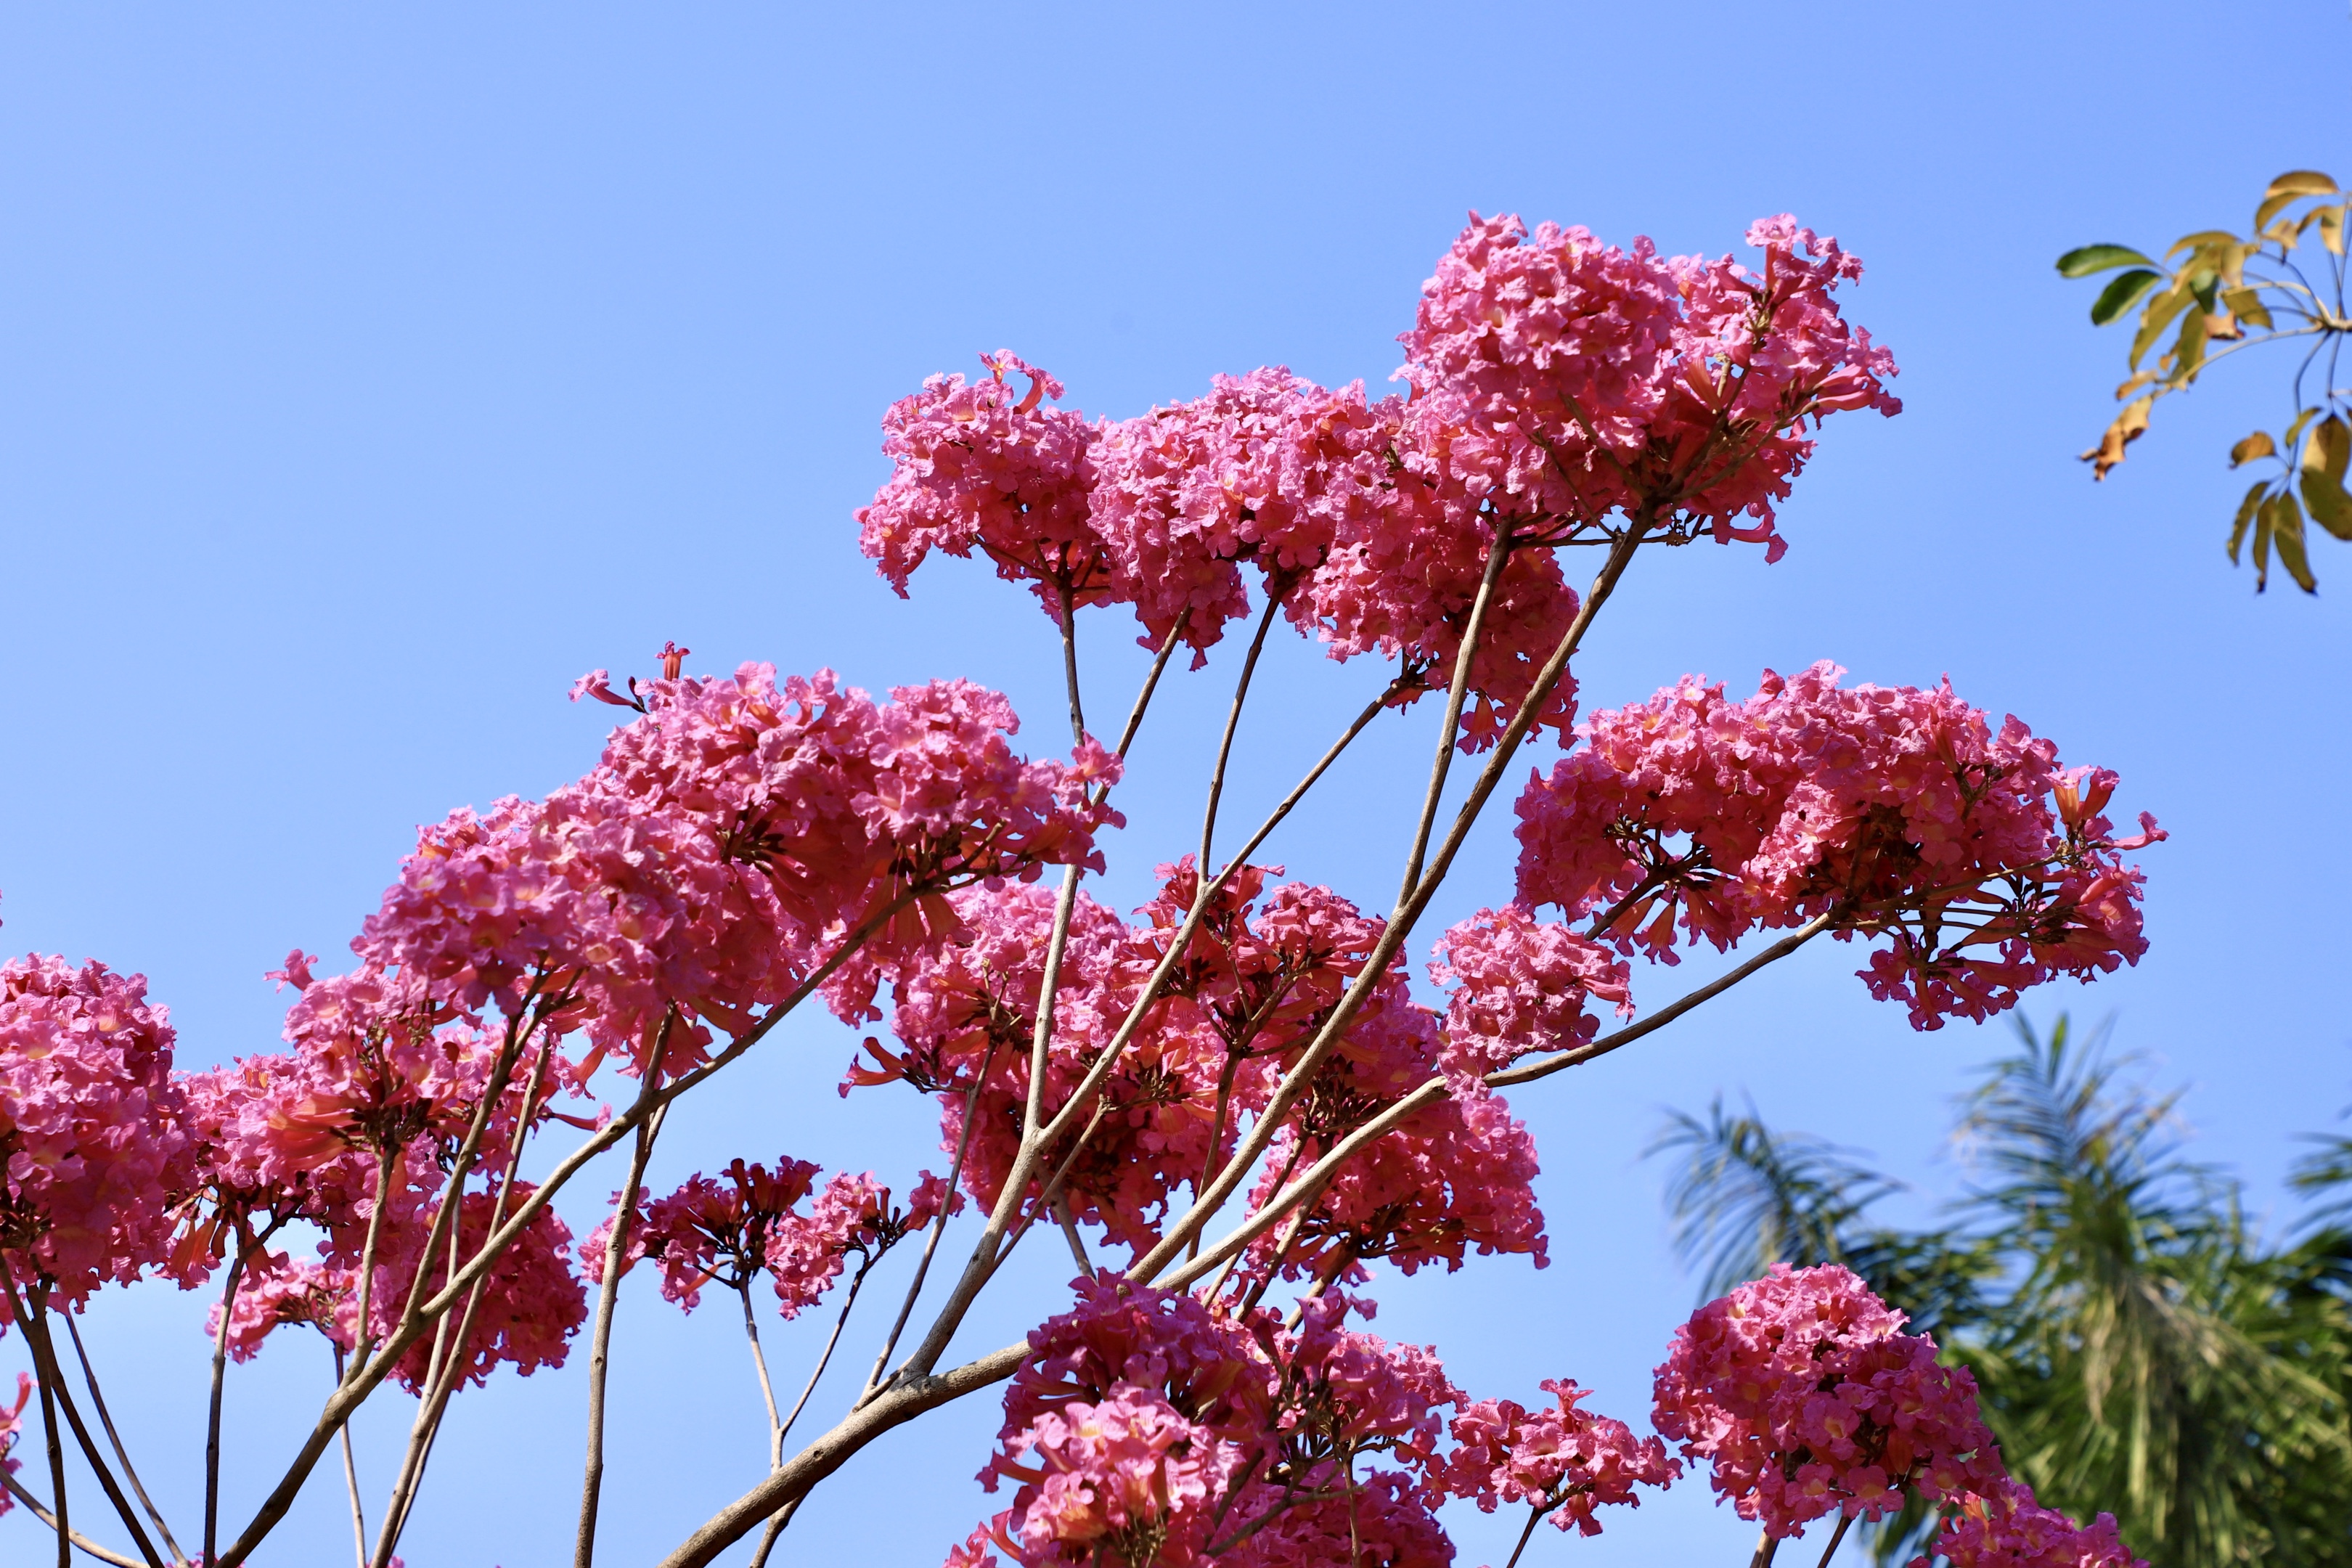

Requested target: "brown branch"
[
  {"left": 570, "top": 1059, "right": 671, "bottom": 1568},
  {"left": 61, "top": 1312, "right": 184, "bottom": 1564},
  {"left": 1131, "top": 524, "right": 1649, "bottom": 1286},
  {"left": 1487, "top": 915, "right": 1833, "bottom": 1088},
  {"left": 217, "top": 902, "right": 907, "bottom": 1567},
  {"left": 0, "top": 1473, "right": 142, "bottom": 1568},
  {"left": 651, "top": 1342, "right": 1029, "bottom": 1568},
  {"left": 1201, "top": 591, "right": 1285, "bottom": 875},
  {"left": 1398, "top": 525, "right": 1512, "bottom": 906}
]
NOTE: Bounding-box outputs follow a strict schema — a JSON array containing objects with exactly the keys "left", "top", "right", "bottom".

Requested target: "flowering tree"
[{"left": 0, "top": 212, "right": 2165, "bottom": 1568}]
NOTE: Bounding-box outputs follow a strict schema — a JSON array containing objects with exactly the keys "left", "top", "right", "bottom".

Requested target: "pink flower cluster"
[
  {"left": 1919, "top": 1479, "right": 2145, "bottom": 1568},
  {"left": 1516, "top": 662, "right": 2162, "bottom": 1028},
  {"left": 1652, "top": 1264, "right": 2004, "bottom": 1538},
  {"left": 957, "top": 1281, "right": 1668, "bottom": 1568},
  {"left": 1244, "top": 1075, "right": 1549, "bottom": 1282},
  {"left": 0, "top": 955, "right": 189, "bottom": 1310},
  {"left": 1429, "top": 905, "right": 1632, "bottom": 1074},
  {"left": 862, "top": 214, "right": 1895, "bottom": 748},
  {"left": 1442, "top": 1378, "right": 1680, "bottom": 1535},
  {"left": 860, "top": 352, "right": 1108, "bottom": 621},
  {"left": 589, "top": 1157, "right": 951, "bottom": 1320},
  {"left": 208, "top": 1173, "right": 584, "bottom": 1393},
  {"left": 1400, "top": 214, "right": 1898, "bottom": 561},
  {"left": 366, "top": 663, "right": 1120, "bottom": 1074}
]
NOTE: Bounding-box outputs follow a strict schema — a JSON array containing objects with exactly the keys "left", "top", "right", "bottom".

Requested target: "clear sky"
[{"left": 3, "top": 5, "right": 2346, "bottom": 1566}]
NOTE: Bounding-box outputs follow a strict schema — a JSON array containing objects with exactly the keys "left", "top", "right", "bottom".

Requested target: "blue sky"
[{"left": 3, "top": 5, "right": 2347, "bottom": 1566}]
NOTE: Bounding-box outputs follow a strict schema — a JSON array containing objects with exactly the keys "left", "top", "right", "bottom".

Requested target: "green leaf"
[
  {"left": 2058, "top": 244, "right": 2157, "bottom": 278},
  {"left": 2090, "top": 269, "right": 2163, "bottom": 325},
  {"left": 2272, "top": 491, "right": 2317, "bottom": 592},
  {"left": 2255, "top": 493, "right": 2277, "bottom": 588},
  {"left": 2228, "top": 481, "right": 2266, "bottom": 563},
  {"left": 2301, "top": 468, "right": 2352, "bottom": 541},
  {"left": 2229, "top": 431, "right": 2277, "bottom": 467}
]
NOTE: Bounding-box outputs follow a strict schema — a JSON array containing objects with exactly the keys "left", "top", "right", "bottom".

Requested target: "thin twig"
[
  {"left": 742, "top": 1259, "right": 873, "bottom": 1568},
  {"left": 2, "top": 1271, "right": 164, "bottom": 1568},
  {"left": 1133, "top": 526, "right": 1649, "bottom": 1288},
  {"left": 204, "top": 1238, "right": 253, "bottom": 1568},
  {"left": 859, "top": 1036, "right": 1000, "bottom": 1400},
  {"left": 342, "top": 1150, "right": 396, "bottom": 1380},
  {"left": 1500, "top": 1501, "right": 1548, "bottom": 1568},
  {"left": 62, "top": 1312, "right": 184, "bottom": 1564},
  {"left": 378, "top": 1027, "right": 566, "bottom": 1557},
  {"left": 1111, "top": 612, "right": 1191, "bottom": 761},
  {"left": 1053, "top": 1201, "right": 1094, "bottom": 1278},
  {"left": 1200, "top": 591, "right": 1283, "bottom": 875},
  {"left": 738, "top": 1285, "right": 785, "bottom": 1467},
  {"left": 332, "top": 1347, "right": 368, "bottom": 1568},
  {"left": 1398, "top": 526, "right": 1512, "bottom": 906},
  {"left": 33, "top": 1297, "right": 70, "bottom": 1568},
  {"left": 219, "top": 905, "right": 905, "bottom": 1568},
  {"left": 1813, "top": 1514, "right": 1853, "bottom": 1568},
  {"left": 571, "top": 1061, "right": 672, "bottom": 1568},
  {"left": 1487, "top": 915, "right": 1834, "bottom": 1087},
  {"left": 0, "top": 1472, "right": 140, "bottom": 1568}
]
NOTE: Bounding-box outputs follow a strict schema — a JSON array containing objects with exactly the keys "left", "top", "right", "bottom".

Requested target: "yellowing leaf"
[
  {"left": 2115, "top": 369, "right": 2159, "bottom": 399},
  {"left": 2309, "top": 415, "right": 2351, "bottom": 483},
  {"left": 2167, "top": 307, "right": 2209, "bottom": 383},
  {"left": 2254, "top": 493, "right": 2279, "bottom": 588},
  {"left": 2256, "top": 170, "right": 2341, "bottom": 231},
  {"left": 2228, "top": 481, "right": 2266, "bottom": 563},
  {"left": 2221, "top": 286, "right": 2273, "bottom": 328},
  {"left": 2302, "top": 468, "right": 2352, "bottom": 541},
  {"left": 2082, "top": 396, "right": 2154, "bottom": 480},
  {"left": 2285, "top": 407, "right": 2322, "bottom": 454},
  {"left": 2230, "top": 430, "right": 2277, "bottom": 467},
  {"left": 2322, "top": 204, "right": 2345, "bottom": 258},
  {"left": 2166, "top": 229, "right": 2245, "bottom": 259},
  {"left": 2271, "top": 491, "right": 2316, "bottom": 592},
  {"left": 2130, "top": 282, "right": 2195, "bottom": 369}
]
